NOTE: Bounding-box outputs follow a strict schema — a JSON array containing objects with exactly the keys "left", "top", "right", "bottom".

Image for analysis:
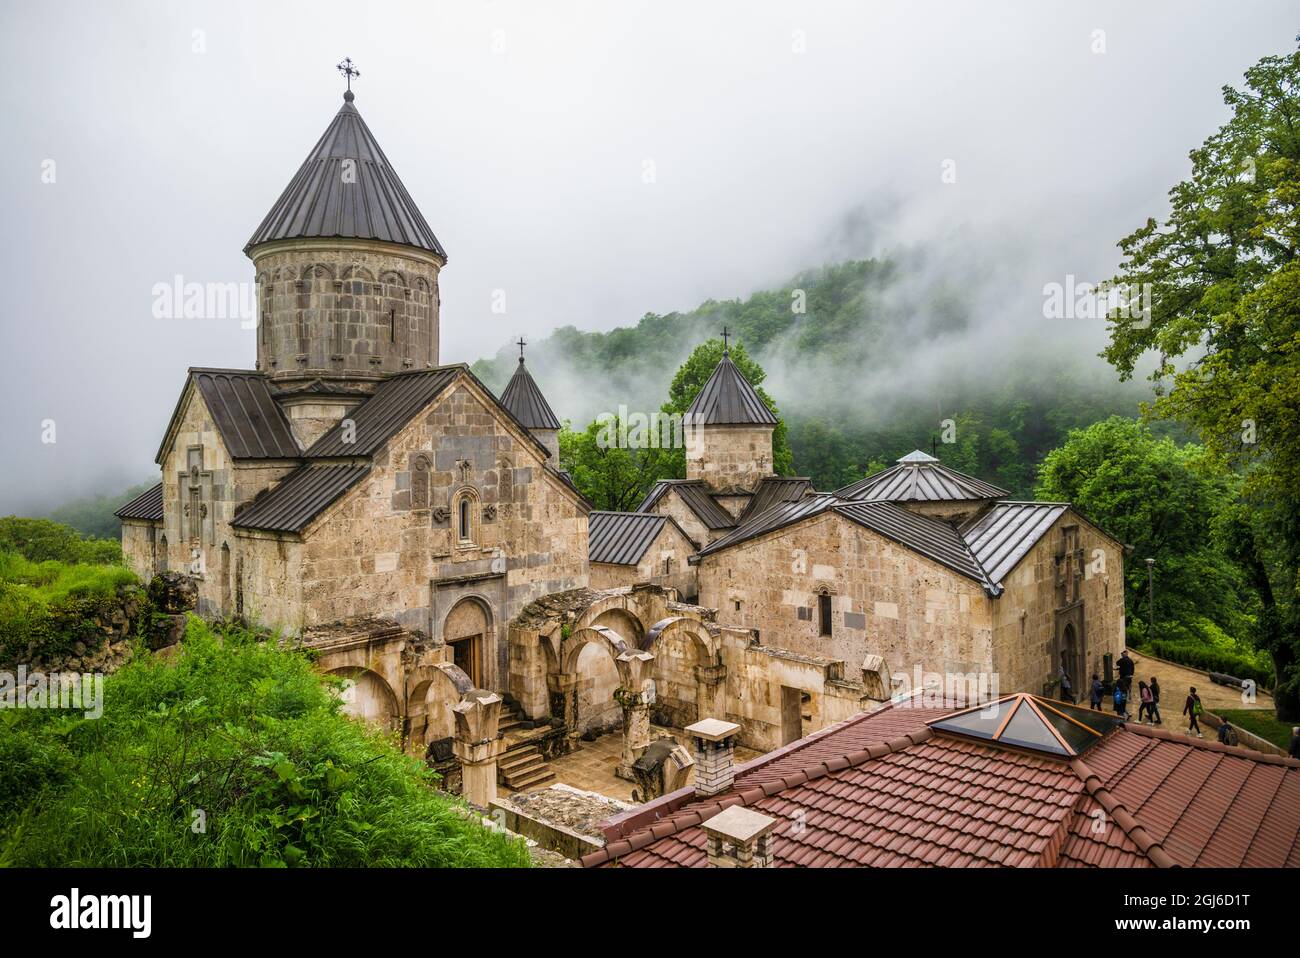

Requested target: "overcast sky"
[{"left": 1, "top": 1, "right": 1295, "bottom": 513}]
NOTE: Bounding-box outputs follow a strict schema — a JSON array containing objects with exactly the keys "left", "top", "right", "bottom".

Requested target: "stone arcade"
[{"left": 117, "top": 82, "right": 1126, "bottom": 801}]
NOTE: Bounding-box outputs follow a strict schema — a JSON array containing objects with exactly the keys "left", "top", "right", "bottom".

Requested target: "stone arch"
[
  {"left": 590, "top": 607, "right": 645, "bottom": 650},
  {"left": 643, "top": 616, "right": 717, "bottom": 662},
  {"left": 341, "top": 265, "right": 375, "bottom": 282},
  {"left": 301, "top": 263, "right": 335, "bottom": 281},
  {"left": 562, "top": 625, "right": 630, "bottom": 675},
  {"left": 406, "top": 662, "right": 475, "bottom": 751},
  {"left": 644, "top": 617, "right": 719, "bottom": 728},
  {"left": 326, "top": 666, "right": 400, "bottom": 730},
  {"left": 451, "top": 485, "right": 481, "bottom": 545},
  {"left": 562, "top": 626, "right": 632, "bottom": 735},
  {"left": 444, "top": 596, "right": 492, "bottom": 687}
]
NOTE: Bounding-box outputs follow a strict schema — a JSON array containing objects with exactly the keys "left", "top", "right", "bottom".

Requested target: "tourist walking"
[
  {"left": 1183, "top": 686, "right": 1204, "bottom": 737},
  {"left": 1059, "top": 665, "right": 1074, "bottom": 704},
  {"left": 1089, "top": 674, "right": 1103, "bottom": 711},
  {"left": 1137, "top": 681, "right": 1153, "bottom": 723},
  {"left": 1113, "top": 681, "right": 1129, "bottom": 721},
  {"left": 1149, "top": 677, "right": 1162, "bottom": 724},
  {"left": 1117, "top": 649, "right": 1135, "bottom": 688}
]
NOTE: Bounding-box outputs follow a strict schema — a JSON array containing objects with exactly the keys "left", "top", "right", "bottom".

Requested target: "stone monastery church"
[{"left": 117, "top": 85, "right": 1126, "bottom": 784}]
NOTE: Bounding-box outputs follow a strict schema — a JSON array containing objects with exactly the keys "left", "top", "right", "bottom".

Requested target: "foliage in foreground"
[
  {"left": 0, "top": 620, "right": 530, "bottom": 868},
  {"left": 0, "top": 552, "right": 141, "bottom": 666}
]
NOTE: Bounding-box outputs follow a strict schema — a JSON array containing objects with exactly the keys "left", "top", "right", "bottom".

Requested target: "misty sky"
[{"left": 1, "top": 1, "right": 1295, "bottom": 513}]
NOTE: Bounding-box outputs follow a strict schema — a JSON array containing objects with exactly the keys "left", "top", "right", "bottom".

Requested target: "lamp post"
[{"left": 1144, "top": 557, "right": 1155, "bottom": 643}]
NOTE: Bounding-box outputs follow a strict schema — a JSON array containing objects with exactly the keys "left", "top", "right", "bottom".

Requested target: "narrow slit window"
[
  {"left": 819, "top": 592, "right": 833, "bottom": 636},
  {"left": 459, "top": 498, "right": 471, "bottom": 540}
]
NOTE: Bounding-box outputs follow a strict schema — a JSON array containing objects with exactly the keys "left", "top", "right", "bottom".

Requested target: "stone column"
[
  {"left": 614, "top": 650, "right": 655, "bottom": 781},
  {"left": 451, "top": 691, "right": 505, "bottom": 808},
  {"left": 547, "top": 671, "right": 581, "bottom": 752},
  {"left": 694, "top": 662, "right": 727, "bottom": 724}
]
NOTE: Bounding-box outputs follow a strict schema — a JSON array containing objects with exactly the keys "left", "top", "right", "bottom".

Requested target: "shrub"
[
  {"left": 0, "top": 516, "right": 123, "bottom": 566},
  {"left": 0, "top": 619, "right": 530, "bottom": 868}
]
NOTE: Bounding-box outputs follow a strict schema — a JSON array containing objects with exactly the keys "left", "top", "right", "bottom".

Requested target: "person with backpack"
[
  {"left": 1117, "top": 649, "right": 1135, "bottom": 687},
  {"left": 1217, "top": 719, "right": 1238, "bottom": 747},
  {"left": 1184, "top": 686, "right": 1204, "bottom": 738},
  {"left": 1149, "top": 677, "right": 1162, "bottom": 725},
  {"left": 1089, "top": 674, "right": 1104, "bottom": 711},
  {"left": 1059, "top": 665, "right": 1074, "bottom": 703},
  {"left": 1137, "top": 681, "right": 1153, "bottom": 723},
  {"left": 1113, "top": 681, "right": 1129, "bottom": 721}
]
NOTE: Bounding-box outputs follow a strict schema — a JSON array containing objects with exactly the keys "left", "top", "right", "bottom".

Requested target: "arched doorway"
[
  {"left": 444, "top": 598, "right": 491, "bottom": 687},
  {"left": 327, "top": 667, "right": 400, "bottom": 730}
]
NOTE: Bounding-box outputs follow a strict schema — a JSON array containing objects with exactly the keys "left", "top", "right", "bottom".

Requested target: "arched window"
[
  {"left": 459, "top": 497, "right": 471, "bottom": 541},
  {"left": 818, "top": 591, "right": 833, "bottom": 637}
]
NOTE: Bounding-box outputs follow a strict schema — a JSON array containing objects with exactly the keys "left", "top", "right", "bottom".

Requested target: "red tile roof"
[{"left": 584, "top": 698, "right": 1300, "bottom": 868}]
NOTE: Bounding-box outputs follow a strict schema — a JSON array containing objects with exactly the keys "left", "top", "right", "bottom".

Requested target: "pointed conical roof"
[
  {"left": 245, "top": 91, "right": 446, "bottom": 257},
  {"left": 499, "top": 358, "right": 561, "bottom": 430},
  {"left": 685, "top": 352, "right": 778, "bottom": 426}
]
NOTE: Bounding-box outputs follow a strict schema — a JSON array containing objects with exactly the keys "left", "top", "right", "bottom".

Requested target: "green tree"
[
  {"left": 1101, "top": 46, "right": 1300, "bottom": 718},
  {"left": 1036, "top": 418, "right": 1251, "bottom": 654},
  {"left": 662, "top": 339, "right": 793, "bottom": 476},
  {"left": 558, "top": 417, "right": 676, "bottom": 512}
]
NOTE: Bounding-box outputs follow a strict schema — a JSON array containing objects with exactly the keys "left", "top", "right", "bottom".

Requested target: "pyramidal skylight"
[{"left": 927, "top": 692, "right": 1118, "bottom": 757}]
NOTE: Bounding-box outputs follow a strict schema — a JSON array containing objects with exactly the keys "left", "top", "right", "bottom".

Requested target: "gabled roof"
[
  {"left": 929, "top": 692, "right": 1115, "bottom": 757},
  {"left": 587, "top": 512, "right": 697, "bottom": 566},
  {"left": 498, "top": 358, "right": 561, "bottom": 430},
  {"left": 961, "top": 501, "right": 1070, "bottom": 584},
  {"left": 155, "top": 369, "right": 301, "bottom": 465},
  {"left": 835, "top": 450, "right": 1009, "bottom": 503},
  {"left": 232, "top": 463, "right": 371, "bottom": 534},
  {"left": 694, "top": 494, "right": 840, "bottom": 557},
  {"left": 114, "top": 482, "right": 164, "bottom": 522},
  {"left": 684, "top": 352, "right": 778, "bottom": 427},
  {"left": 304, "top": 367, "right": 461, "bottom": 457},
  {"left": 637, "top": 480, "right": 738, "bottom": 530},
  {"left": 584, "top": 695, "right": 1300, "bottom": 869},
  {"left": 836, "top": 501, "right": 999, "bottom": 592},
  {"left": 245, "top": 92, "right": 446, "bottom": 257},
  {"left": 736, "top": 476, "right": 815, "bottom": 523}
]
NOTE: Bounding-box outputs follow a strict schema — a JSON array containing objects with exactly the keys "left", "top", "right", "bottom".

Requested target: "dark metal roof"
[
  {"left": 961, "top": 501, "right": 1068, "bottom": 584},
  {"left": 305, "top": 367, "right": 461, "bottom": 457},
  {"left": 498, "top": 359, "right": 561, "bottom": 430},
  {"left": 684, "top": 353, "right": 778, "bottom": 426},
  {"left": 835, "top": 450, "right": 1009, "bottom": 503},
  {"left": 588, "top": 512, "right": 695, "bottom": 565},
  {"left": 232, "top": 463, "right": 371, "bottom": 534},
  {"left": 114, "top": 482, "right": 164, "bottom": 521},
  {"left": 155, "top": 369, "right": 301, "bottom": 464},
  {"left": 835, "top": 501, "right": 997, "bottom": 592},
  {"left": 695, "top": 494, "right": 841, "bottom": 557},
  {"left": 638, "top": 480, "right": 738, "bottom": 530},
  {"left": 737, "top": 476, "right": 815, "bottom": 523},
  {"left": 245, "top": 92, "right": 446, "bottom": 258}
]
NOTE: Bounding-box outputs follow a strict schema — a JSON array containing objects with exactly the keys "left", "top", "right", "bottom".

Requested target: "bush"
[
  {"left": 1140, "top": 637, "right": 1274, "bottom": 689},
  {"left": 0, "top": 619, "right": 531, "bottom": 868},
  {"left": 0, "top": 516, "right": 123, "bottom": 566}
]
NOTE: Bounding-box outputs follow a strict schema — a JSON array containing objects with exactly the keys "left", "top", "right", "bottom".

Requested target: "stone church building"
[{"left": 117, "top": 86, "right": 1126, "bottom": 774}]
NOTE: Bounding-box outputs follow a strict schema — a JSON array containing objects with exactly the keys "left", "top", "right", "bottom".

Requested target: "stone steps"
[{"left": 499, "top": 743, "right": 556, "bottom": 792}]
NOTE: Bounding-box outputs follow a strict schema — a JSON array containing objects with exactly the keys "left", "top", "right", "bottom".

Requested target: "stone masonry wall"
[
  {"left": 991, "top": 512, "right": 1126, "bottom": 695},
  {"left": 588, "top": 521, "right": 698, "bottom": 599},
  {"left": 686, "top": 424, "right": 773, "bottom": 493},
  {"left": 251, "top": 239, "right": 443, "bottom": 384},
  {"left": 697, "top": 512, "right": 995, "bottom": 684}
]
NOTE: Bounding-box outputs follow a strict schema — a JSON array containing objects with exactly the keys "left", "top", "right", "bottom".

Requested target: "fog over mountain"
[{"left": 2, "top": 0, "right": 1294, "bottom": 513}]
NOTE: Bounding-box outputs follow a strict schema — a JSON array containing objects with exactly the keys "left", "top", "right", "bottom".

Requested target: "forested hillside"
[{"left": 474, "top": 256, "right": 1154, "bottom": 495}]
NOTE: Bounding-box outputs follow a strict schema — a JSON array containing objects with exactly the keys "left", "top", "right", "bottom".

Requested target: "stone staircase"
[{"left": 496, "top": 698, "right": 556, "bottom": 791}]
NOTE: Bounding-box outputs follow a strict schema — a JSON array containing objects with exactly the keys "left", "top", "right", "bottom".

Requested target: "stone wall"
[
  {"left": 120, "top": 519, "right": 160, "bottom": 581},
  {"left": 250, "top": 239, "right": 443, "bottom": 385},
  {"left": 697, "top": 512, "right": 995, "bottom": 684},
  {"left": 991, "top": 512, "right": 1126, "bottom": 695},
  {"left": 588, "top": 521, "right": 698, "bottom": 599},
  {"left": 154, "top": 387, "right": 298, "bottom": 619},
  {"left": 643, "top": 489, "right": 716, "bottom": 546},
  {"left": 686, "top": 424, "right": 773, "bottom": 493},
  {"left": 279, "top": 376, "right": 588, "bottom": 690}
]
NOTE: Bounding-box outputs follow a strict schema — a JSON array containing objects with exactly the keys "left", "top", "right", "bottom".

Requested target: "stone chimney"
[
  {"left": 685, "top": 718, "right": 741, "bottom": 797},
  {"left": 702, "top": 805, "right": 777, "bottom": 868}
]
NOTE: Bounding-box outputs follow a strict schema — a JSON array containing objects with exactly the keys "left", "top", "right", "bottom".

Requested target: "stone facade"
[
  {"left": 588, "top": 520, "right": 698, "bottom": 598},
  {"left": 251, "top": 239, "right": 443, "bottom": 385},
  {"left": 687, "top": 424, "right": 773, "bottom": 493}
]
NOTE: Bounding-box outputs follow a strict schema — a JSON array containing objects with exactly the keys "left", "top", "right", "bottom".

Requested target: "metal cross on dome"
[
  {"left": 517, "top": 336, "right": 527, "bottom": 362},
  {"left": 721, "top": 326, "right": 731, "bottom": 354},
  {"left": 337, "top": 57, "right": 360, "bottom": 91}
]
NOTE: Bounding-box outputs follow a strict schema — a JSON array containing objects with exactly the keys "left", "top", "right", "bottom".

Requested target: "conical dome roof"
[
  {"left": 245, "top": 91, "right": 446, "bottom": 257},
  {"left": 685, "top": 352, "right": 778, "bottom": 426},
  {"left": 499, "top": 358, "right": 561, "bottom": 430}
]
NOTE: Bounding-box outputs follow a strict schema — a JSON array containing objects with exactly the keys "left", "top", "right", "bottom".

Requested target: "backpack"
[
  {"left": 1113, "top": 686, "right": 1125, "bottom": 705},
  {"left": 1222, "top": 725, "right": 1238, "bottom": 746},
  {"left": 1193, "top": 698, "right": 1203, "bottom": 715}
]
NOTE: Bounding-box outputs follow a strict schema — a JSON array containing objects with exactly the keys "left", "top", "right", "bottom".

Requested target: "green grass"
[
  {"left": 0, "top": 618, "right": 531, "bottom": 868},
  {"left": 0, "top": 552, "right": 137, "bottom": 606},
  {"left": 1215, "top": 709, "right": 1296, "bottom": 751}
]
